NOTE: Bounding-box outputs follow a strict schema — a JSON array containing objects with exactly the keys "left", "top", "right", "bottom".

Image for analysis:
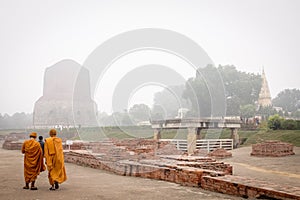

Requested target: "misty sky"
[{"left": 0, "top": 0, "right": 299, "bottom": 115}]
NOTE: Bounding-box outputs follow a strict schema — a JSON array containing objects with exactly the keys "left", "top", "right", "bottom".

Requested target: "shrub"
[
  {"left": 281, "top": 119, "right": 297, "bottom": 130},
  {"left": 296, "top": 120, "right": 300, "bottom": 130},
  {"left": 267, "top": 114, "right": 284, "bottom": 130}
]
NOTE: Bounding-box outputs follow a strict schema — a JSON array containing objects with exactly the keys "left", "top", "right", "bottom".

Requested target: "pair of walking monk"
[{"left": 22, "top": 129, "right": 67, "bottom": 190}]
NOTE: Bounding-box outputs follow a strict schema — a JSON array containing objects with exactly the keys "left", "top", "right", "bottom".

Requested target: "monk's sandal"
[{"left": 49, "top": 186, "right": 55, "bottom": 190}]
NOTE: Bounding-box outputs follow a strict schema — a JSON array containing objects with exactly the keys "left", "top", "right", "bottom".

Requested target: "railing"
[{"left": 160, "top": 139, "right": 233, "bottom": 152}]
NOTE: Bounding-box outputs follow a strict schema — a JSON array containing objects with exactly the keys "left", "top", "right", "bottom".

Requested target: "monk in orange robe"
[
  {"left": 21, "top": 132, "right": 45, "bottom": 190},
  {"left": 44, "top": 129, "right": 67, "bottom": 190}
]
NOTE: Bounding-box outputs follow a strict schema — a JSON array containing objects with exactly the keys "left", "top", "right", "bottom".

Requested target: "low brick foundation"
[
  {"left": 64, "top": 150, "right": 231, "bottom": 187},
  {"left": 208, "top": 148, "right": 232, "bottom": 159},
  {"left": 2, "top": 132, "right": 27, "bottom": 150},
  {"left": 2, "top": 140, "right": 23, "bottom": 150},
  {"left": 63, "top": 138, "right": 300, "bottom": 200},
  {"left": 251, "top": 140, "right": 295, "bottom": 157},
  {"left": 3, "top": 137, "right": 299, "bottom": 199},
  {"left": 64, "top": 150, "right": 300, "bottom": 199},
  {"left": 201, "top": 175, "right": 300, "bottom": 199}
]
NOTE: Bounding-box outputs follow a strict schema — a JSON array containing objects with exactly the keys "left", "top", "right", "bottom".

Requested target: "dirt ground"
[
  {"left": 0, "top": 146, "right": 299, "bottom": 200},
  {"left": 0, "top": 147, "right": 242, "bottom": 200},
  {"left": 220, "top": 146, "right": 300, "bottom": 187}
]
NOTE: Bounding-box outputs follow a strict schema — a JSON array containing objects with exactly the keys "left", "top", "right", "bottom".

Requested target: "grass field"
[{"left": 1, "top": 126, "right": 299, "bottom": 146}]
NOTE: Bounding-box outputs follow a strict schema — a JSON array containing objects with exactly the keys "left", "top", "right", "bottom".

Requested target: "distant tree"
[
  {"left": 129, "top": 104, "right": 151, "bottom": 122},
  {"left": 284, "top": 111, "right": 290, "bottom": 117},
  {"left": 97, "top": 112, "right": 110, "bottom": 126},
  {"left": 218, "top": 65, "right": 261, "bottom": 106},
  {"left": 240, "top": 104, "right": 256, "bottom": 118},
  {"left": 110, "top": 112, "right": 134, "bottom": 126},
  {"left": 281, "top": 119, "right": 297, "bottom": 130},
  {"left": 257, "top": 106, "right": 276, "bottom": 121},
  {"left": 97, "top": 111, "right": 136, "bottom": 127},
  {"left": 292, "top": 110, "right": 300, "bottom": 118},
  {"left": 121, "top": 113, "right": 134, "bottom": 126},
  {"left": 182, "top": 65, "right": 228, "bottom": 117},
  {"left": 183, "top": 77, "right": 210, "bottom": 117},
  {"left": 154, "top": 85, "right": 190, "bottom": 118},
  {"left": 226, "top": 96, "right": 241, "bottom": 116},
  {"left": 278, "top": 110, "right": 284, "bottom": 116},
  {"left": 272, "top": 89, "right": 300, "bottom": 112},
  {"left": 0, "top": 113, "right": 3, "bottom": 128},
  {"left": 0, "top": 112, "right": 32, "bottom": 129},
  {"left": 151, "top": 105, "right": 166, "bottom": 120},
  {"left": 182, "top": 65, "right": 261, "bottom": 117}
]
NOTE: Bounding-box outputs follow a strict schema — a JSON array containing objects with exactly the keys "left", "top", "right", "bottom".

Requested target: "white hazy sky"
[{"left": 0, "top": 0, "right": 299, "bottom": 115}]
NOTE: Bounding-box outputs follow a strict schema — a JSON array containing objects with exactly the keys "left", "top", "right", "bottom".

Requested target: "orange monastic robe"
[
  {"left": 21, "top": 139, "right": 45, "bottom": 183},
  {"left": 44, "top": 137, "right": 67, "bottom": 185}
]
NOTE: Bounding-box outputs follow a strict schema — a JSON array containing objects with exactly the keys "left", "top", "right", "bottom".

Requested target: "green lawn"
[
  {"left": 242, "top": 130, "right": 300, "bottom": 147},
  {"left": 0, "top": 129, "right": 27, "bottom": 136},
  {"left": 1, "top": 126, "right": 299, "bottom": 147}
]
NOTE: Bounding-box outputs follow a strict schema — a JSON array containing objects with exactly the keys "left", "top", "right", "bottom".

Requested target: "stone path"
[{"left": 0, "top": 148, "right": 241, "bottom": 200}]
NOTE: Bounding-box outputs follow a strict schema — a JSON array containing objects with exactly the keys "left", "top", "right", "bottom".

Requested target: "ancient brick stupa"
[{"left": 33, "top": 59, "right": 98, "bottom": 128}]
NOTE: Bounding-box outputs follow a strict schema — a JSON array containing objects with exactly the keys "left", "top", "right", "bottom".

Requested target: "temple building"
[
  {"left": 258, "top": 69, "right": 272, "bottom": 108},
  {"left": 33, "top": 59, "right": 98, "bottom": 128}
]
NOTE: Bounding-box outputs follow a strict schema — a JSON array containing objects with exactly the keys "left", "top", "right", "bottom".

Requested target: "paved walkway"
[
  {"left": 220, "top": 146, "right": 300, "bottom": 187},
  {"left": 0, "top": 148, "right": 241, "bottom": 200},
  {"left": 1, "top": 145, "right": 299, "bottom": 200}
]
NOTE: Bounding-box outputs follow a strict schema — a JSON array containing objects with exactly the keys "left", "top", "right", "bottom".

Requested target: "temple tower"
[
  {"left": 33, "top": 59, "right": 98, "bottom": 128},
  {"left": 258, "top": 68, "right": 272, "bottom": 107}
]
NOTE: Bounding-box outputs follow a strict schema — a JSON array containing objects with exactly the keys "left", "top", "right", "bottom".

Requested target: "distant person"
[
  {"left": 44, "top": 129, "right": 67, "bottom": 190},
  {"left": 38, "top": 136, "right": 44, "bottom": 154},
  {"left": 21, "top": 132, "right": 45, "bottom": 190}
]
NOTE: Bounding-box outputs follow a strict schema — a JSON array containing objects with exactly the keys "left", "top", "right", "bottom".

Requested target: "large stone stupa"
[{"left": 33, "top": 59, "right": 98, "bottom": 128}]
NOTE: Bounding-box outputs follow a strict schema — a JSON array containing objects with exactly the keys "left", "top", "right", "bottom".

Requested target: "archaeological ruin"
[
  {"left": 33, "top": 59, "right": 98, "bottom": 128},
  {"left": 2, "top": 133, "right": 299, "bottom": 199},
  {"left": 251, "top": 140, "right": 295, "bottom": 157}
]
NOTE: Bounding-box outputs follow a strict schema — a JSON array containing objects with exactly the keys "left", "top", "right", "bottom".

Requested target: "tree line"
[
  {"left": 0, "top": 113, "right": 32, "bottom": 129},
  {"left": 152, "top": 64, "right": 300, "bottom": 120},
  {"left": 1, "top": 65, "right": 299, "bottom": 129},
  {"left": 97, "top": 65, "right": 300, "bottom": 127},
  {"left": 268, "top": 114, "right": 300, "bottom": 130}
]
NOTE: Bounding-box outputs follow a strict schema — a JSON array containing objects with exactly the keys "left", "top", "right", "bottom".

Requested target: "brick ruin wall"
[
  {"left": 2, "top": 140, "right": 23, "bottom": 150},
  {"left": 2, "top": 137, "right": 299, "bottom": 199},
  {"left": 207, "top": 148, "right": 232, "bottom": 159},
  {"left": 251, "top": 140, "right": 295, "bottom": 157},
  {"left": 1, "top": 133, "right": 27, "bottom": 150},
  {"left": 64, "top": 150, "right": 232, "bottom": 187},
  {"left": 62, "top": 139, "right": 299, "bottom": 200},
  {"left": 201, "top": 175, "right": 300, "bottom": 199},
  {"left": 64, "top": 148, "right": 299, "bottom": 199}
]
